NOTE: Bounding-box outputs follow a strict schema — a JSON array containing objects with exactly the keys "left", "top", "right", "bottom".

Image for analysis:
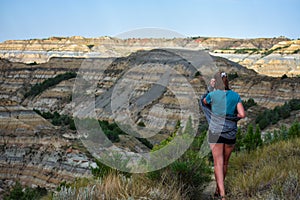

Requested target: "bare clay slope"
[{"left": 0, "top": 49, "right": 300, "bottom": 192}]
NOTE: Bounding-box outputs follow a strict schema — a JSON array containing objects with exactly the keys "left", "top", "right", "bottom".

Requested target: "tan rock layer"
[
  {"left": 1, "top": 49, "right": 300, "bottom": 191},
  {"left": 0, "top": 105, "right": 93, "bottom": 190}
]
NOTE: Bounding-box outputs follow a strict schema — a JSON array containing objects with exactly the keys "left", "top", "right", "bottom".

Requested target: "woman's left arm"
[{"left": 237, "top": 102, "right": 246, "bottom": 118}]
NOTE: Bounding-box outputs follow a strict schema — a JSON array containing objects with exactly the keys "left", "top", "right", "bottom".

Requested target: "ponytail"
[
  {"left": 222, "top": 76, "right": 229, "bottom": 90},
  {"left": 214, "top": 72, "right": 230, "bottom": 90}
]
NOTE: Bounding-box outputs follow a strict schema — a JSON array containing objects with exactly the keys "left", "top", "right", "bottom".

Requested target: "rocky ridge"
[
  {"left": 1, "top": 36, "right": 299, "bottom": 77},
  {"left": 0, "top": 101, "right": 95, "bottom": 193},
  {"left": 212, "top": 39, "right": 300, "bottom": 77},
  {"left": 1, "top": 47, "right": 300, "bottom": 192}
]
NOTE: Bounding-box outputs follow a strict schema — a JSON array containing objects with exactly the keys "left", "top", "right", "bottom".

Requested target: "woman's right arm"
[
  {"left": 237, "top": 102, "right": 246, "bottom": 118},
  {"left": 203, "top": 98, "right": 208, "bottom": 105}
]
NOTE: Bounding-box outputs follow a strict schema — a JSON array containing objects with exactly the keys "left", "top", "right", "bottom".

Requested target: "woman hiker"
[{"left": 201, "top": 72, "right": 246, "bottom": 199}]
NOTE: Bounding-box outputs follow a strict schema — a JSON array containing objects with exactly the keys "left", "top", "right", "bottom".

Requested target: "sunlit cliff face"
[{"left": 1, "top": 36, "right": 299, "bottom": 77}]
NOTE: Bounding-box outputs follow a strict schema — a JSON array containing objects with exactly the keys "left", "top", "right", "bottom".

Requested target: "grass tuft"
[
  {"left": 52, "top": 171, "right": 186, "bottom": 200},
  {"left": 226, "top": 138, "right": 300, "bottom": 199}
]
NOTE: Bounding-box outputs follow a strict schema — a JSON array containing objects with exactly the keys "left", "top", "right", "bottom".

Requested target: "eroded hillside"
[
  {"left": 0, "top": 48, "right": 300, "bottom": 192},
  {"left": 0, "top": 36, "right": 299, "bottom": 77}
]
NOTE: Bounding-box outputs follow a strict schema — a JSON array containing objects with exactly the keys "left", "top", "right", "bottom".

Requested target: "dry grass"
[
  {"left": 53, "top": 171, "right": 186, "bottom": 200},
  {"left": 97, "top": 172, "right": 185, "bottom": 200},
  {"left": 226, "top": 138, "right": 300, "bottom": 199}
]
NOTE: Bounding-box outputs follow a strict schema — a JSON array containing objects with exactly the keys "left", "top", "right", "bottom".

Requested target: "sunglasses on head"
[{"left": 221, "top": 72, "right": 227, "bottom": 78}]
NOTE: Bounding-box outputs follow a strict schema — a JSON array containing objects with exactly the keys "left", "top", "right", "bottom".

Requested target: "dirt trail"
[{"left": 200, "top": 175, "right": 216, "bottom": 200}]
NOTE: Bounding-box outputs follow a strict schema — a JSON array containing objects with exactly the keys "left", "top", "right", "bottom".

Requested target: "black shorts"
[{"left": 208, "top": 131, "right": 236, "bottom": 145}]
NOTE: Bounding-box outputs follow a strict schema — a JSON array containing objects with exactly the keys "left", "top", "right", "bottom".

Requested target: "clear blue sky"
[{"left": 0, "top": 0, "right": 299, "bottom": 42}]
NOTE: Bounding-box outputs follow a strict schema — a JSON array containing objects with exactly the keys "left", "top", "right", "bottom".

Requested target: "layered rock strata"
[
  {"left": 212, "top": 39, "right": 300, "bottom": 77},
  {"left": 0, "top": 102, "right": 94, "bottom": 191},
  {"left": 1, "top": 36, "right": 299, "bottom": 77},
  {"left": 1, "top": 48, "right": 300, "bottom": 190}
]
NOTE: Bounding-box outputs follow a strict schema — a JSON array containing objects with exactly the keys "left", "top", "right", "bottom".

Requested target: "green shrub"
[
  {"left": 105, "top": 130, "right": 120, "bottom": 142},
  {"left": 40, "top": 111, "right": 54, "bottom": 119},
  {"left": 234, "top": 128, "right": 243, "bottom": 153},
  {"left": 87, "top": 44, "right": 94, "bottom": 49},
  {"left": 235, "top": 121, "right": 299, "bottom": 155},
  {"left": 27, "top": 61, "right": 38, "bottom": 65},
  {"left": 194, "top": 71, "right": 201, "bottom": 77},
  {"left": 4, "top": 182, "right": 47, "bottom": 200},
  {"left": 34, "top": 109, "right": 75, "bottom": 130},
  {"left": 69, "top": 118, "right": 76, "bottom": 130},
  {"left": 228, "top": 72, "right": 238, "bottom": 80},
  {"left": 98, "top": 120, "right": 123, "bottom": 142},
  {"left": 288, "top": 121, "right": 300, "bottom": 138},
  {"left": 234, "top": 48, "right": 259, "bottom": 54},
  {"left": 256, "top": 99, "right": 299, "bottom": 130},
  {"left": 248, "top": 122, "right": 299, "bottom": 149},
  {"left": 243, "top": 124, "right": 255, "bottom": 152},
  {"left": 149, "top": 117, "right": 212, "bottom": 198},
  {"left": 24, "top": 72, "right": 76, "bottom": 98},
  {"left": 263, "top": 45, "right": 289, "bottom": 57},
  {"left": 253, "top": 124, "right": 263, "bottom": 148},
  {"left": 91, "top": 159, "right": 115, "bottom": 178},
  {"left": 72, "top": 118, "right": 124, "bottom": 143},
  {"left": 136, "top": 137, "right": 153, "bottom": 149},
  {"left": 242, "top": 98, "right": 257, "bottom": 110},
  {"left": 149, "top": 143, "right": 212, "bottom": 198},
  {"left": 293, "top": 49, "right": 300, "bottom": 54},
  {"left": 137, "top": 121, "right": 146, "bottom": 127},
  {"left": 281, "top": 74, "right": 288, "bottom": 79},
  {"left": 289, "top": 99, "right": 300, "bottom": 110}
]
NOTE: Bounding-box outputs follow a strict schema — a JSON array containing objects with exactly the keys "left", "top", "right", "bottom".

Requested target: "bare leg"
[
  {"left": 210, "top": 144, "right": 225, "bottom": 197},
  {"left": 223, "top": 144, "right": 235, "bottom": 179}
]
